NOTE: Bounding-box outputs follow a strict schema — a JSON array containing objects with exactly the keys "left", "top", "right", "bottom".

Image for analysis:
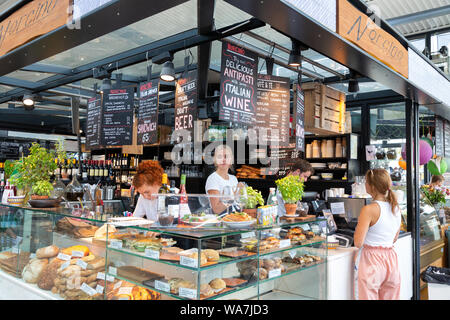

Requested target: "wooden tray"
[
  {"left": 222, "top": 277, "right": 248, "bottom": 288},
  {"left": 159, "top": 251, "right": 180, "bottom": 261},
  {"left": 280, "top": 215, "right": 316, "bottom": 222},
  {"left": 117, "top": 266, "right": 163, "bottom": 283},
  {"left": 219, "top": 250, "right": 256, "bottom": 258}
]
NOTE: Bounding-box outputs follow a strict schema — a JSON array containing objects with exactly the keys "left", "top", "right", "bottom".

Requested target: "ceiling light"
[
  {"left": 160, "top": 61, "right": 175, "bottom": 82},
  {"left": 22, "top": 94, "right": 35, "bottom": 108},
  {"left": 100, "top": 78, "right": 112, "bottom": 92},
  {"left": 288, "top": 39, "right": 306, "bottom": 67}
]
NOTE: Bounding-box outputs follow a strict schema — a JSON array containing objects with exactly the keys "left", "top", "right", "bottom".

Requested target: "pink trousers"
[{"left": 354, "top": 245, "right": 401, "bottom": 300}]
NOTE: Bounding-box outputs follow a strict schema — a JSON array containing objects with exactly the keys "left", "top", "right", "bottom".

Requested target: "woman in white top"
[
  {"left": 132, "top": 160, "right": 165, "bottom": 222},
  {"left": 205, "top": 144, "right": 241, "bottom": 214},
  {"left": 353, "top": 168, "right": 402, "bottom": 300}
]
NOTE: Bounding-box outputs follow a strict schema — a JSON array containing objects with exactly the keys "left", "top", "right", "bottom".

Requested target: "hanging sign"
[
  {"left": 444, "top": 121, "right": 450, "bottom": 158},
  {"left": 101, "top": 88, "right": 134, "bottom": 146},
  {"left": 435, "top": 116, "right": 444, "bottom": 157},
  {"left": 337, "top": 0, "right": 408, "bottom": 78},
  {"left": 219, "top": 41, "right": 258, "bottom": 126},
  {"left": 137, "top": 79, "right": 159, "bottom": 145},
  {"left": 86, "top": 95, "right": 103, "bottom": 149},
  {"left": 295, "top": 84, "right": 305, "bottom": 151},
  {"left": 256, "top": 74, "right": 290, "bottom": 146},
  {"left": 0, "top": 0, "right": 71, "bottom": 56},
  {"left": 174, "top": 69, "right": 198, "bottom": 141}
]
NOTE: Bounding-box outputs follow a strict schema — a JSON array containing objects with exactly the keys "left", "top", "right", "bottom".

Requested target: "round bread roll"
[
  {"left": 209, "top": 278, "right": 226, "bottom": 290},
  {"left": 273, "top": 257, "right": 282, "bottom": 268},
  {"left": 200, "top": 283, "right": 214, "bottom": 297},
  {"left": 258, "top": 268, "right": 268, "bottom": 280},
  {"left": 36, "top": 245, "right": 59, "bottom": 259},
  {"left": 189, "top": 252, "right": 207, "bottom": 265},
  {"left": 203, "top": 249, "right": 219, "bottom": 262},
  {"left": 263, "top": 259, "right": 275, "bottom": 270},
  {"left": 22, "top": 258, "right": 49, "bottom": 284}
]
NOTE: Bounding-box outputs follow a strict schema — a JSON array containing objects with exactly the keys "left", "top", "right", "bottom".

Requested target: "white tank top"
[{"left": 363, "top": 201, "right": 401, "bottom": 247}]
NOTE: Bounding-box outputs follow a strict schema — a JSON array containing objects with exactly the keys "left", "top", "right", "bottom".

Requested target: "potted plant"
[
  {"left": 275, "top": 175, "right": 305, "bottom": 216},
  {"left": 31, "top": 181, "right": 54, "bottom": 200},
  {"left": 241, "top": 186, "right": 264, "bottom": 218},
  {"left": 10, "top": 141, "right": 66, "bottom": 206}
]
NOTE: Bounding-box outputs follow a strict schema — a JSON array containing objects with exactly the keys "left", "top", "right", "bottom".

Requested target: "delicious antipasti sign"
[
  {"left": 0, "top": 0, "right": 71, "bottom": 56},
  {"left": 337, "top": 0, "right": 408, "bottom": 78},
  {"left": 219, "top": 41, "right": 258, "bottom": 126}
]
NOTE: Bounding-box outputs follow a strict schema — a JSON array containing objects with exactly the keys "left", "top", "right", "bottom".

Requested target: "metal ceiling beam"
[
  {"left": 20, "top": 63, "right": 74, "bottom": 75},
  {"left": 244, "top": 31, "right": 345, "bottom": 78},
  {"left": 0, "top": 76, "right": 45, "bottom": 90},
  {"left": 0, "top": 0, "right": 190, "bottom": 77},
  {"left": 0, "top": 18, "right": 265, "bottom": 104},
  {"left": 197, "top": 0, "right": 216, "bottom": 100},
  {"left": 387, "top": 5, "right": 450, "bottom": 26}
]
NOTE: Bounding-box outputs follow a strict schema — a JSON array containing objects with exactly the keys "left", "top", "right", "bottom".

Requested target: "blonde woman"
[
  {"left": 353, "top": 168, "right": 402, "bottom": 300},
  {"left": 205, "top": 144, "right": 241, "bottom": 214}
]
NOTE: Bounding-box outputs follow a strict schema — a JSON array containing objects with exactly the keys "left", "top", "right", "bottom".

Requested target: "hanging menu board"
[
  {"left": 435, "top": 116, "right": 444, "bottom": 157},
  {"left": 445, "top": 120, "right": 450, "bottom": 158},
  {"left": 137, "top": 80, "right": 159, "bottom": 145},
  {"left": 219, "top": 41, "right": 258, "bottom": 126},
  {"left": 101, "top": 88, "right": 134, "bottom": 146},
  {"left": 174, "top": 70, "right": 198, "bottom": 141},
  {"left": 295, "top": 84, "right": 305, "bottom": 152},
  {"left": 86, "top": 95, "right": 102, "bottom": 149},
  {"left": 256, "top": 74, "right": 290, "bottom": 146}
]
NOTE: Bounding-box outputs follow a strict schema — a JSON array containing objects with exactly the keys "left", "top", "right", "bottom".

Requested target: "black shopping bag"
[{"left": 421, "top": 266, "right": 450, "bottom": 285}]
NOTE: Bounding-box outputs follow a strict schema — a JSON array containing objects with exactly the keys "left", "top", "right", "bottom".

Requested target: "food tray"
[
  {"left": 280, "top": 215, "right": 316, "bottom": 222},
  {"left": 218, "top": 249, "right": 256, "bottom": 258},
  {"left": 222, "top": 277, "right": 248, "bottom": 288}
]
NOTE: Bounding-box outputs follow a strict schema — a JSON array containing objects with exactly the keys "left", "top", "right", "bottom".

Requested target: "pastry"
[
  {"left": 22, "top": 258, "right": 49, "bottom": 284},
  {"left": 94, "top": 224, "right": 117, "bottom": 239},
  {"left": 38, "top": 259, "right": 63, "bottom": 290},
  {"left": 209, "top": 278, "right": 226, "bottom": 291},
  {"left": 169, "top": 278, "right": 184, "bottom": 294},
  {"left": 273, "top": 257, "right": 282, "bottom": 268},
  {"left": 36, "top": 245, "right": 59, "bottom": 259},
  {"left": 61, "top": 245, "right": 90, "bottom": 257},
  {"left": 188, "top": 252, "right": 207, "bottom": 265},
  {"left": 203, "top": 249, "right": 219, "bottom": 262},
  {"left": 87, "top": 257, "right": 105, "bottom": 270},
  {"left": 263, "top": 259, "right": 275, "bottom": 270},
  {"left": 200, "top": 283, "right": 214, "bottom": 297},
  {"left": 163, "top": 247, "right": 184, "bottom": 254},
  {"left": 258, "top": 268, "right": 268, "bottom": 280}
]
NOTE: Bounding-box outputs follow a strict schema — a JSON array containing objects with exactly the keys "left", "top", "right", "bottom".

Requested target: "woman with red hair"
[{"left": 132, "top": 160, "right": 165, "bottom": 221}]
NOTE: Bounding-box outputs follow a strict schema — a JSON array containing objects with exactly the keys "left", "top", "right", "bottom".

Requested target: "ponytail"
[{"left": 387, "top": 189, "right": 399, "bottom": 214}]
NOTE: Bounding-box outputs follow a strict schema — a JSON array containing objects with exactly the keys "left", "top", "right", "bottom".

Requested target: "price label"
[
  {"left": 311, "top": 225, "right": 320, "bottom": 234},
  {"left": 30, "top": 253, "right": 36, "bottom": 259},
  {"left": 180, "top": 256, "right": 198, "bottom": 268},
  {"left": 268, "top": 268, "right": 282, "bottom": 279},
  {"left": 71, "top": 250, "right": 84, "bottom": 258},
  {"left": 97, "top": 272, "right": 106, "bottom": 280},
  {"left": 80, "top": 283, "right": 97, "bottom": 296},
  {"left": 76, "top": 259, "right": 87, "bottom": 270},
  {"left": 110, "top": 240, "right": 123, "bottom": 249},
  {"left": 144, "top": 249, "right": 160, "bottom": 260},
  {"left": 280, "top": 239, "right": 291, "bottom": 248},
  {"left": 96, "top": 284, "right": 104, "bottom": 294},
  {"left": 11, "top": 247, "right": 20, "bottom": 254},
  {"left": 289, "top": 250, "right": 297, "bottom": 259},
  {"left": 57, "top": 253, "right": 71, "bottom": 261},
  {"left": 114, "top": 281, "right": 123, "bottom": 290},
  {"left": 155, "top": 280, "right": 170, "bottom": 293},
  {"left": 179, "top": 287, "right": 197, "bottom": 299},
  {"left": 302, "top": 224, "right": 311, "bottom": 231},
  {"left": 118, "top": 286, "right": 133, "bottom": 295},
  {"left": 60, "top": 261, "right": 70, "bottom": 271},
  {"left": 241, "top": 232, "right": 256, "bottom": 239},
  {"left": 106, "top": 275, "right": 115, "bottom": 282},
  {"left": 109, "top": 266, "right": 117, "bottom": 276}
]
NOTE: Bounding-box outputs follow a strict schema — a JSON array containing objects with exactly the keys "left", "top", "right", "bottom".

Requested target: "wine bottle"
[
  {"left": 167, "top": 180, "right": 180, "bottom": 223},
  {"left": 179, "top": 174, "right": 190, "bottom": 217}
]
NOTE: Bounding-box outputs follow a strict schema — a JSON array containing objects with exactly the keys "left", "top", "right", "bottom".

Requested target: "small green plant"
[
  {"left": 32, "top": 181, "right": 54, "bottom": 197},
  {"left": 241, "top": 186, "right": 264, "bottom": 209},
  {"left": 275, "top": 175, "right": 305, "bottom": 204},
  {"left": 4, "top": 160, "right": 15, "bottom": 180}
]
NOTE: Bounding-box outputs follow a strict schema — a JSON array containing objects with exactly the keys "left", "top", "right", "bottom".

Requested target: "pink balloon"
[{"left": 400, "top": 140, "right": 433, "bottom": 165}]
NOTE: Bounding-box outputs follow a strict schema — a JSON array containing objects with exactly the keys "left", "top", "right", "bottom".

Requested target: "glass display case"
[{"left": 0, "top": 193, "right": 328, "bottom": 300}]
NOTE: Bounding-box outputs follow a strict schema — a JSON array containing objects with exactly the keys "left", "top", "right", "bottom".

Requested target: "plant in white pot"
[{"left": 275, "top": 175, "right": 305, "bottom": 216}]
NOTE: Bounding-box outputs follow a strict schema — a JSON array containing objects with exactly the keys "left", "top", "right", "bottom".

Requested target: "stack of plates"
[{"left": 311, "top": 163, "right": 326, "bottom": 169}]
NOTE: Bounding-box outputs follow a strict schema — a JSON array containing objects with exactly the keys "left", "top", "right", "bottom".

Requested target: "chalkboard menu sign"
[
  {"left": 435, "top": 116, "right": 444, "bottom": 157},
  {"left": 86, "top": 95, "right": 102, "bottom": 149},
  {"left": 256, "top": 74, "right": 290, "bottom": 146},
  {"left": 219, "top": 41, "right": 258, "bottom": 126},
  {"left": 175, "top": 70, "right": 198, "bottom": 141},
  {"left": 445, "top": 120, "right": 450, "bottom": 158},
  {"left": 295, "top": 84, "right": 305, "bottom": 152},
  {"left": 137, "top": 80, "right": 159, "bottom": 145},
  {"left": 101, "top": 88, "right": 134, "bottom": 146}
]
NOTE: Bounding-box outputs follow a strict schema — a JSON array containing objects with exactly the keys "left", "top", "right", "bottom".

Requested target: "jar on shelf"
[
  {"left": 387, "top": 149, "right": 397, "bottom": 160},
  {"left": 375, "top": 147, "right": 386, "bottom": 160}
]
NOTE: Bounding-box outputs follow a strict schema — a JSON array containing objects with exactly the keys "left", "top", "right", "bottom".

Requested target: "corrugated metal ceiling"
[{"left": 363, "top": 0, "right": 450, "bottom": 36}]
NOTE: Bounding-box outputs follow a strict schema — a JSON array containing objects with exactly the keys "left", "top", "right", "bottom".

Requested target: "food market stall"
[{"left": 0, "top": 0, "right": 449, "bottom": 300}]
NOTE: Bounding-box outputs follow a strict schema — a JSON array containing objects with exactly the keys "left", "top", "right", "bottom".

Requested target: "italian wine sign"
[
  {"left": 101, "top": 88, "right": 134, "bottom": 146},
  {"left": 219, "top": 41, "right": 258, "bottom": 126},
  {"left": 174, "top": 69, "right": 198, "bottom": 141},
  {"left": 137, "top": 80, "right": 159, "bottom": 145}
]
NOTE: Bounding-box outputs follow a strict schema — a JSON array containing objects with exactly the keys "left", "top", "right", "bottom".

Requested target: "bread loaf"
[
  {"left": 36, "top": 245, "right": 59, "bottom": 259},
  {"left": 22, "top": 258, "right": 49, "bottom": 284},
  {"left": 38, "top": 259, "right": 63, "bottom": 290}
]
